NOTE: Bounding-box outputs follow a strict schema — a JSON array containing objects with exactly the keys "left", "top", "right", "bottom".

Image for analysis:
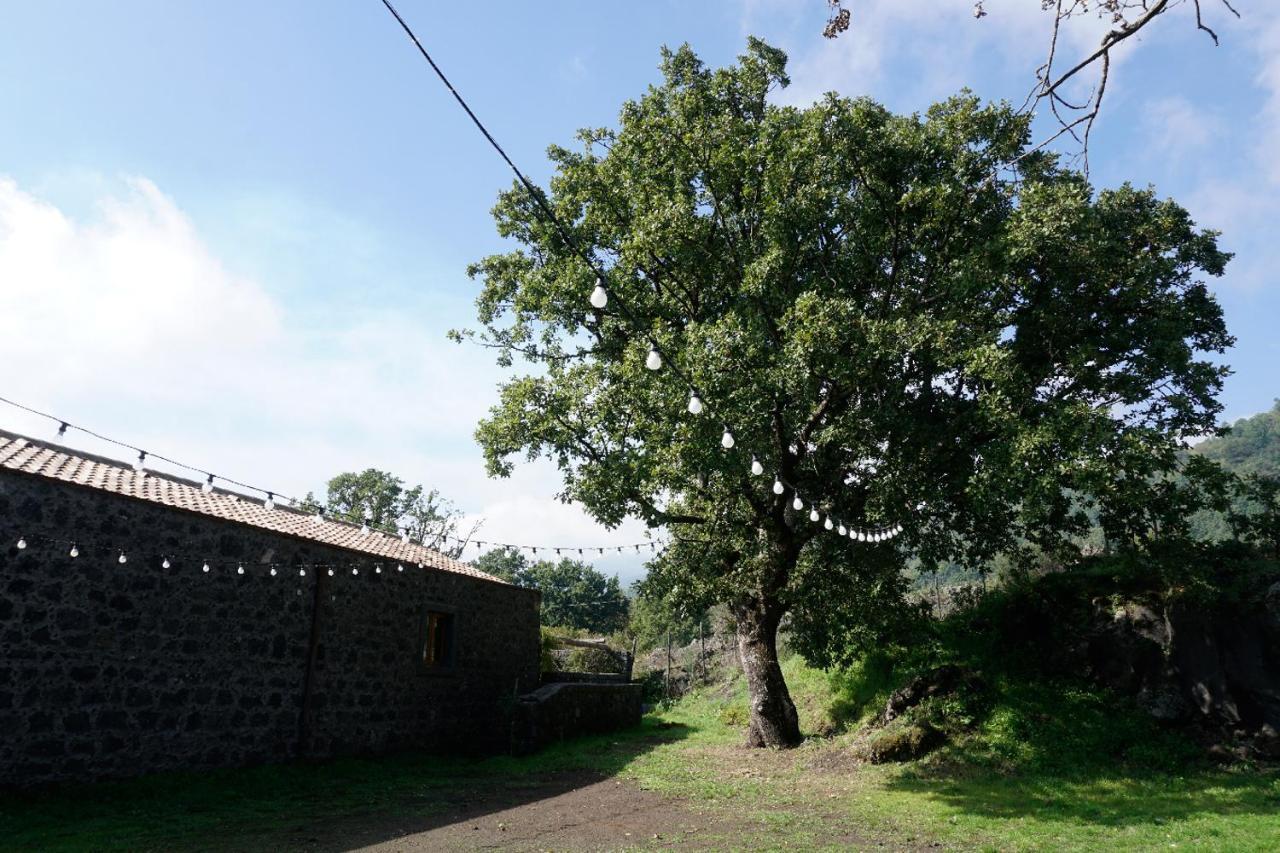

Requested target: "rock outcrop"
[{"left": 1082, "top": 582, "right": 1280, "bottom": 759}]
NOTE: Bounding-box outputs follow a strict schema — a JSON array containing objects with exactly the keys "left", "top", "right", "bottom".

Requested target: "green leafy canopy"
[{"left": 460, "top": 40, "right": 1231, "bottom": 663}]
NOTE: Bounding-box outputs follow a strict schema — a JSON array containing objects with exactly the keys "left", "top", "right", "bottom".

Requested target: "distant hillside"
[{"left": 1195, "top": 401, "right": 1280, "bottom": 478}]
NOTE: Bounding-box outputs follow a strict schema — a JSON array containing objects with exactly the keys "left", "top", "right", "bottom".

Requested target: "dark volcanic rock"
[{"left": 1084, "top": 591, "right": 1280, "bottom": 759}]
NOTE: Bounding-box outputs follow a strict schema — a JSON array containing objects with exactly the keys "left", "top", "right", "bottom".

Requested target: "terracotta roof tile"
[{"left": 0, "top": 429, "right": 506, "bottom": 585}]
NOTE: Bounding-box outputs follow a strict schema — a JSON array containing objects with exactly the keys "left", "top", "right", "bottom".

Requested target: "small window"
[{"left": 421, "top": 609, "right": 455, "bottom": 669}]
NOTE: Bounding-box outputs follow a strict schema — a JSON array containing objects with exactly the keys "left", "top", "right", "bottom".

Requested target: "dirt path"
[
  {"left": 273, "top": 732, "right": 906, "bottom": 845},
  {"left": 285, "top": 771, "right": 716, "bottom": 851}
]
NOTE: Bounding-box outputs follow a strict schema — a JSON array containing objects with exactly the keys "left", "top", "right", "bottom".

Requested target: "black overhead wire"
[
  {"left": 372, "top": 1, "right": 903, "bottom": 538},
  {"left": 376, "top": 0, "right": 702, "bottom": 399}
]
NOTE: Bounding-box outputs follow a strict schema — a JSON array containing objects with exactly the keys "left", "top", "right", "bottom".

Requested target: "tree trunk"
[{"left": 734, "top": 598, "right": 802, "bottom": 748}]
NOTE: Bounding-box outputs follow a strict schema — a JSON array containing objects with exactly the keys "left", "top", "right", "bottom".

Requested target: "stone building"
[{"left": 0, "top": 428, "right": 631, "bottom": 787}]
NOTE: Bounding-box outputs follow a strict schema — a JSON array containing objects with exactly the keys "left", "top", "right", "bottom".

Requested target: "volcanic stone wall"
[{"left": 0, "top": 468, "right": 541, "bottom": 787}]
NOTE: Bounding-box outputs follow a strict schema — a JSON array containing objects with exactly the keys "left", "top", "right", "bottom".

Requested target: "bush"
[
  {"left": 539, "top": 626, "right": 560, "bottom": 673},
  {"left": 564, "top": 646, "right": 622, "bottom": 673}
]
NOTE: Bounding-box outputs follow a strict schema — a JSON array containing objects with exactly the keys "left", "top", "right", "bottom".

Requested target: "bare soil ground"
[
  {"left": 302, "top": 772, "right": 709, "bottom": 851},
  {"left": 282, "top": 752, "right": 891, "bottom": 852}
]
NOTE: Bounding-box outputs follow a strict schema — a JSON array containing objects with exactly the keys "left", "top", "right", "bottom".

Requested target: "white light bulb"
[
  {"left": 809, "top": 508, "right": 820, "bottom": 523},
  {"left": 237, "top": 564, "right": 244, "bottom": 575},
  {"left": 824, "top": 516, "right": 834, "bottom": 530},
  {"left": 645, "top": 348, "right": 662, "bottom": 371},
  {"left": 118, "top": 552, "right": 127, "bottom": 564},
  {"left": 772, "top": 478, "right": 784, "bottom": 495},
  {"left": 687, "top": 393, "right": 703, "bottom": 415},
  {"left": 299, "top": 568, "right": 307, "bottom": 577},
  {"left": 589, "top": 280, "right": 608, "bottom": 309},
  {"left": 203, "top": 476, "right": 214, "bottom": 494},
  {"left": 375, "top": 565, "right": 382, "bottom": 574},
  {"left": 398, "top": 564, "right": 404, "bottom": 572},
  {"left": 838, "top": 525, "right": 847, "bottom": 536},
  {"left": 352, "top": 567, "right": 359, "bottom": 575},
  {"left": 857, "top": 531, "right": 866, "bottom": 542},
  {"left": 203, "top": 563, "right": 211, "bottom": 573},
  {"left": 401, "top": 531, "right": 410, "bottom": 544},
  {"left": 264, "top": 494, "right": 275, "bottom": 511},
  {"left": 313, "top": 512, "right": 323, "bottom": 525},
  {"left": 751, "top": 458, "right": 764, "bottom": 476},
  {"left": 133, "top": 452, "right": 146, "bottom": 473},
  {"left": 793, "top": 496, "right": 803, "bottom": 511},
  {"left": 16, "top": 537, "right": 26, "bottom": 550},
  {"left": 327, "top": 568, "right": 334, "bottom": 577},
  {"left": 69, "top": 545, "right": 79, "bottom": 558},
  {"left": 721, "top": 429, "right": 735, "bottom": 449},
  {"left": 270, "top": 567, "right": 277, "bottom": 577},
  {"left": 162, "top": 558, "right": 171, "bottom": 569},
  {"left": 360, "top": 523, "right": 369, "bottom": 535}
]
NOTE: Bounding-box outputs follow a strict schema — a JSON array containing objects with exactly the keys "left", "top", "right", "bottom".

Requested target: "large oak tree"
[{"left": 461, "top": 40, "right": 1231, "bottom": 747}]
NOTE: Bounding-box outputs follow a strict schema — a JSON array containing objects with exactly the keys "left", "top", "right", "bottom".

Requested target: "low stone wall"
[
  {"left": 541, "top": 671, "right": 630, "bottom": 684},
  {"left": 511, "top": 681, "right": 643, "bottom": 755}
]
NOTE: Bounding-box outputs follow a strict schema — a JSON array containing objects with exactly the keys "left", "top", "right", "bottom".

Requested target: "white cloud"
[
  {"left": 0, "top": 175, "right": 654, "bottom": 578},
  {"left": 1142, "top": 95, "right": 1223, "bottom": 158}
]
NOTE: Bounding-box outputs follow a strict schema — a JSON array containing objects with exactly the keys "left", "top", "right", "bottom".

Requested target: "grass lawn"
[{"left": 2, "top": 657, "right": 1278, "bottom": 851}]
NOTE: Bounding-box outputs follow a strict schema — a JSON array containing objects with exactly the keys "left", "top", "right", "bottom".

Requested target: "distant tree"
[
  {"left": 1229, "top": 474, "right": 1280, "bottom": 558},
  {"left": 471, "top": 545, "right": 530, "bottom": 583},
  {"left": 464, "top": 43, "right": 1231, "bottom": 747},
  {"left": 306, "top": 468, "right": 478, "bottom": 559},
  {"left": 473, "top": 548, "right": 629, "bottom": 632},
  {"left": 1196, "top": 401, "right": 1280, "bottom": 479},
  {"left": 626, "top": 582, "right": 706, "bottom": 653},
  {"left": 536, "top": 559, "right": 630, "bottom": 634}
]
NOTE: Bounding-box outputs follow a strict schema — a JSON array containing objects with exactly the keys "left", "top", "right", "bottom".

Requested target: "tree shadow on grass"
[
  {"left": 0, "top": 719, "right": 696, "bottom": 852},
  {"left": 889, "top": 761, "right": 1280, "bottom": 830},
  {"left": 879, "top": 679, "right": 1280, "bottom": 829}
]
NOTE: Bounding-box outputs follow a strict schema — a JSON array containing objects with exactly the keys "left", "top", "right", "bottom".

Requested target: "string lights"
[
  {"left": 373, "top": 2, "right": 913, "bottom": 549},
  {"left": 1, "top": 1, "right": 919, "bottom": 562}
]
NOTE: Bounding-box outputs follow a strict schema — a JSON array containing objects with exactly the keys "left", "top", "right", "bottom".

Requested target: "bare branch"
[{"left": 824, "top": 0, "right": 1241, "bottom": 166}]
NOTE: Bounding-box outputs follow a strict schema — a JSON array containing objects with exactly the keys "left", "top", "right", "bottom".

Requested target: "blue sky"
[{"left": 2, "top": 1, "right": 1276, "bottom": 585}]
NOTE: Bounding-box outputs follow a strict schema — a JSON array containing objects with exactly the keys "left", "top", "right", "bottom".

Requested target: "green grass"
[
  {"left": 0, "top": 723, "right": 693, "bottom": 852},
  {"left": 647, "top": 660, "right": 1280, "bottom": 851},
  {"left": 4, "top": 652, "right": 1278, "bottom": 851}
]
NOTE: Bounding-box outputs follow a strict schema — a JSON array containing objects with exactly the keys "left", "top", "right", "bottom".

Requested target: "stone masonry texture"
[{"left": 0, "top": 468, "right": 542, "bottom": 787}]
